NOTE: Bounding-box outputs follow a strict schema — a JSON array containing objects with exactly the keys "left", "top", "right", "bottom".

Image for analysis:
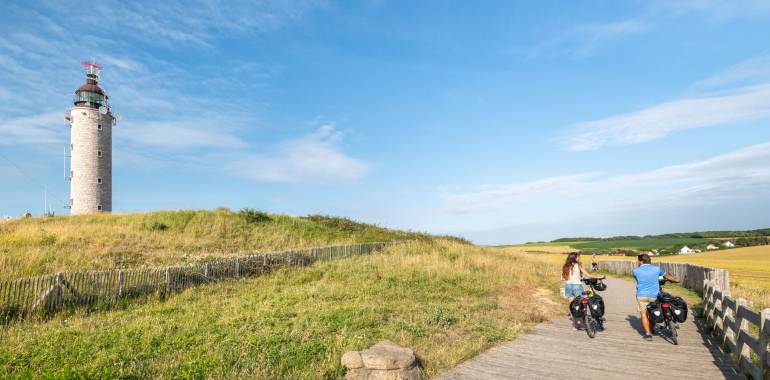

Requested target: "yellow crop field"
[{"left": 526, "top": 246, "right": 770, "bottom": 309}]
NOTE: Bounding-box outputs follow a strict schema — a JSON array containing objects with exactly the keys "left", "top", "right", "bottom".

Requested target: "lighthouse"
[{"left": 66, "top": 62, "right": 114, "bottom": 215}]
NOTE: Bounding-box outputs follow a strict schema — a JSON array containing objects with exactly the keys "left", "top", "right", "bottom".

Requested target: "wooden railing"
[
  {"left": 703, "top": 280, "right": 770, "bottom": 380},
  {"left": 598, "top": 260, "right": 729, "bottom": 293},
  {"left": 0, "top": 242, "right": 396, "bottom": 322},
  {"left": 600, "top": 260, "right": 769, "bottom": 380}
]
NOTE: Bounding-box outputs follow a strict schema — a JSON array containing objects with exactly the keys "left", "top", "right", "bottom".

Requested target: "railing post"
[
  {"left": 759, "top": 308, "right": 770, "bottom": 380},
  {"left": 117, "top": 270, "right": 125, "bottom": 298},
  {"left": 164, "top": 268, "right": 170, "bottom": 293},
  {"left": 735, "top": 298, "right": 749, "bottom": 365}
]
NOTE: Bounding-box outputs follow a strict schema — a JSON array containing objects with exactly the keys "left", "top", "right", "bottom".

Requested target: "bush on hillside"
[
  {"left": 304, "top": 215, "right": 365, "bottom": 232},
  {"left": 147, "top": 222, "right": 169, "bottom": 231},
  {"left": 238, "top": 208, "right": 272, "bottom": 224}
]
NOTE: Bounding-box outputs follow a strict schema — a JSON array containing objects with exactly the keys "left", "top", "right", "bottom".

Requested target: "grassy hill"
[
  {"left": 0, "top": 209, "right": 457, "bottom": 278},
  {"left": 0, "top": 240, "right": 562, "bottom": 378}
]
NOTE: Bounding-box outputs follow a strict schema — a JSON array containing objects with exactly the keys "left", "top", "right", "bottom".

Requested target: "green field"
[
  {"left": 568, "top": 237, "right": 708, "bottom": 251},
  {"left": 0, "top": 240, "right": 561, "bottom": 378}
]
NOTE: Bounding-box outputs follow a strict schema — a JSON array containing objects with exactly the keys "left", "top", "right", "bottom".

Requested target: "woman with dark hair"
[{"left": 563, "top": 252, "right": 604, "bottom": 330}]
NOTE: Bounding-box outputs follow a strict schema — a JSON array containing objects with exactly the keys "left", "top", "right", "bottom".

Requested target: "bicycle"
[
  {"left": 570, "top": 278, "right": 607, "bottom": 338},
  {"left": 647, "top": 277, "right": 685, "bottom": 345}
]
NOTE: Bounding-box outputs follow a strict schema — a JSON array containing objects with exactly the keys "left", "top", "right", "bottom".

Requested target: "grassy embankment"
[
  {"left": 0, "top": 240, "right": 563, "bottom": 379},
  {"left": 0, "top": 209, "right": 451, "bottom": 279}
]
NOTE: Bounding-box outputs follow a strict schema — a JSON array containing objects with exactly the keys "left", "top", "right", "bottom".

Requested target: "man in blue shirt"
[{"left": 633, "top": 254, "right": 678, "bottom": 341}]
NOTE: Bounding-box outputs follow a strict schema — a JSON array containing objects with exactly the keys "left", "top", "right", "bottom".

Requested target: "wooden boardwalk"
[{"left": 439, "top": 278, "right": 745, "bottom": 380}]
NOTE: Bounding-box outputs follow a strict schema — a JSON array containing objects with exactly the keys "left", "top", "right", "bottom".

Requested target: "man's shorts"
[{"left": 637, "top": 296, "right": 657, "bottom": 314}]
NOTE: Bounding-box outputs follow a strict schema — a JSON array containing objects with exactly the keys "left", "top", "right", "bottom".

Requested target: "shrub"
[
  {"left": 238, "top": 208, "right": 271, "bottom": 224},
  {"left": 148, "top": 222, "right": 169, "bottom": 231},
  {"left": 304, "top": 215, "right": 365, "bottom": 232}
]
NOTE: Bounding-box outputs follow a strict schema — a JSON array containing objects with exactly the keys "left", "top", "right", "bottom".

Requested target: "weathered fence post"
[
  {"left": 735, "top": 298, "right": 749, "bottom": 364},
  {"left": 205, "top": 264, "right": 211, "bottom": 278},
  {"left": 235, "top": 258, "right": 240, "bottom": 277},
  {"left": 117, "top": 270, "right": 125, "bottom": 298},
  {"left": 759, "top": 308, "right": 770, "bottom": 380},
  {"left": 164, "top": 268, "right": 171, "bottom": 293}
]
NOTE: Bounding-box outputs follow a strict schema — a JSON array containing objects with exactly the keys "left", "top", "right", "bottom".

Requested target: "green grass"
[
  {"left": 0, "top": 209, "right": 466, "bottom": 278},
  {"left": 568, "top": 237, "right": 708, "bottom": 251},
  {"left": 0, "top": 240, "right": 562, "bottom": 379}
]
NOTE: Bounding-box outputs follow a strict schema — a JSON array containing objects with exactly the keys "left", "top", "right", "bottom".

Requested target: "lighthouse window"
[
  {"left": 98, "top": 150, "right": 102, "bottom": 157},
  {"left": 98, "top": 178, "right": 103, "bottom": 184},
  {"left": 97, "top": 124, "right": 103, "bottom": 130},
  {"left": 97, "top": 205, "right": 103, "bottom": 211}
]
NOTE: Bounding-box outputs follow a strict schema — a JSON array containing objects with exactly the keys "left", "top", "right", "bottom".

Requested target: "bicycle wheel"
[
  {"left": 668, "top": 319, "right": 678, "bottom": 345},
  {"left": 585, "top": 314, "right": 597, "bottom": 338}
]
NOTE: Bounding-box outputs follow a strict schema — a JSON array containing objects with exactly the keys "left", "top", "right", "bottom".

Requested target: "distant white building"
[
  {"left": 679, "top": 246, "right": 695, "bottom": 254},
  {"left": 723, "top": 241, "right": 735, "bottom": 248},
  {"left": 706, "top": 244, "right": 719, "bottom": 251}
]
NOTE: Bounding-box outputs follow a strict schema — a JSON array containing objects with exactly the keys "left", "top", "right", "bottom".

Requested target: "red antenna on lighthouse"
[{"left": 81, "top": 60, "right": 102, "bottom": 81}]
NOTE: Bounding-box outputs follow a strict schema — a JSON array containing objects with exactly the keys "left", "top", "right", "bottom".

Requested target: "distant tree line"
[{"left": 552, "top": 228, "right": 770, "bottom": 243}]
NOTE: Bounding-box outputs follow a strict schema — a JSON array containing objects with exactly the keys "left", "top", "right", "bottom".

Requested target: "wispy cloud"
[
  {"left": 531, "top": 19, "right": 651, "bottom": 58},
  {"left": 694, "top": 54, "right": 770, "bottom": 89},
  {"left": 0, "top": 111, "right": 66, "bottom": 145},
  {"left": 118, "top": 119, "right": 249, "bottom": 150},
  {"left": 226, "top": 124, "right": 369, "bottom": 183},
  {"left": 40, "top": 0, "right": 323, "bottom": 47},
  {"left": 648, "top": 0, "right": 770, "bottom": 21},
  {"left": 562, "top": 83, "right": 770, "bottom": 151},
  {"left": 443, "top": 141, "right": 770, "bottom": 213}
]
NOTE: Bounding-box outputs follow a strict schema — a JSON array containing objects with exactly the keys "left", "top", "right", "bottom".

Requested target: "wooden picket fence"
[
  {"left": 0, "top": 242, "right": 395, "bottom": 322},
  {"left": 600, "top": 260, "right": 770, "bottom": 380}
]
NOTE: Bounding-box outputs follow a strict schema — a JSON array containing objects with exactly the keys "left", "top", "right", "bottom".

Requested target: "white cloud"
[
  {"left": 0, "top": 111, "right": 66, "bottom": 145},
  {"left": 441, "top": 174, "right": 598, "bottom": 213},
  {"left": 40, "top": 0, "right": 323, "bottom": 47},
  {"left": 562, "top": 84, "right": 770, "bottom": 151},
  {"left": 117, "top": 119, "right": 248, "bottom": 150},
  {"left": 531, "top": 19, "right": 651, "bottom": 58},
  {"left": 694, "top": 55, "right": 770, "bottom": 89},
  {"left": 649, "top": 0, "right": 770, "bottom": 21},
  {"left": 443, "top": 141, "right": 770, "bottom": 213},
  {"left": 227, "top": 124, "right": 369, "bottom": 183}
]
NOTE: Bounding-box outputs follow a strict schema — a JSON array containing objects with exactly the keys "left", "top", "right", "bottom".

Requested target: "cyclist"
[
  {"left": 562, "top": 252, "right": 605, "bottom": 330},
  {"left": 633, "top": 253, "right": 678, "bottom": 341}
]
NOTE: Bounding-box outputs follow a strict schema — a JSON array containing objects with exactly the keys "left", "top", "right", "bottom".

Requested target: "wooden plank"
[
  {"left": 737, "top": 304, "right": 761, "bottom": 326},
  {"left": 722, "top": 296, "right": 737, "bottom": 311},
  {"left": 738, "top": 355, "right": 762, "bottom": 380},
  {"left": 760, "top": 308, "right": 770, "bottom": 378}
]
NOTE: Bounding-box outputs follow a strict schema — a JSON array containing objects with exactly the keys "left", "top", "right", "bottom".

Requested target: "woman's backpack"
[
  {"left": 570, "top": 297, "right": 586, "bottom": 318},
  {"left": 588, "top": 295, "right": 605, "bottom": 318}
]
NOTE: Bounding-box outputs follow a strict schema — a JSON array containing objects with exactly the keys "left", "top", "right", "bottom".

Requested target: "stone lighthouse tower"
[{"left": 66, "top": 61, "right": 114, "bottom": 215}]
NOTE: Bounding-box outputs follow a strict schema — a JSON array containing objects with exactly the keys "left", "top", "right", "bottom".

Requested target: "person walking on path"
[
  {"left": 633, "top": 253, "right": 678, "bottom": 341},
  {"left": 562, "top": 252, "right": 604, "bottom": 330},
  {"left": 591, "top": 253, "right": 599, "bottom": 271}
]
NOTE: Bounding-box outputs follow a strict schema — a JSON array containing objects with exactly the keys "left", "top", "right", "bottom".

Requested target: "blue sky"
[{"left": 1, "top": 1, "right": 770, "bottom": 244}]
